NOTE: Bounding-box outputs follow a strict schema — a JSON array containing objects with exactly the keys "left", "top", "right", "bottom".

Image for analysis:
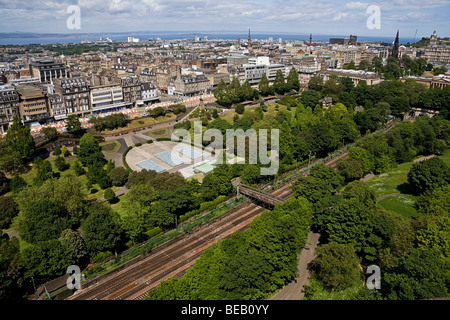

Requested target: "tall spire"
[
  {"left": 392, "top": 29, "right": 400, "bottom": 59},
  {"left": 248, "top": 28, "right": 253, "bottom": 54}
]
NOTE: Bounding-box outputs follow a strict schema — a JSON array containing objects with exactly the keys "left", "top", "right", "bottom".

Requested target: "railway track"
[{"left": 68, "top": 147, "right": 349, "bottom": 301}]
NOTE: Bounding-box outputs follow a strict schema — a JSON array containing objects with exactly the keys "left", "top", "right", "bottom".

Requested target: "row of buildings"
[
  {"left": 0, "top": 73, "right": 160, "bottom": 133},
  {"left": 1, "top": 30, "right": 449, "bottom": 133}
]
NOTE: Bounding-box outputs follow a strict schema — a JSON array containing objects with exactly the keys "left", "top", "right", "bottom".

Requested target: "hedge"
[
  {"left": 144, "top": 226, "right": 162, "bottom": 239},
  {"left": 179, "top": 195, "right": 227, "bottom": 222},
  {"left": 122, "top": 146, "right": 133, "bottom": 172}
]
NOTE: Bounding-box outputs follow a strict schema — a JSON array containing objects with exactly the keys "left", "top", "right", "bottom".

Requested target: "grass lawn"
[
  {"left": 149, "top": 127, "right": 169, "bottom": 137},
  {"left": 377, "top": 194, "right": 420, "bottom": 219},
  {"left": 100, "top": 140, "right": 121, "bottom": 153},
  {"left": 438, "top": 148, "right": 450, "bottom": 166},
  {"left": 366, "top": 162, "right": 414, "bottom": 197},
  {"left": 365, "top": 149, "right": 450, "bottom": 219},
  {"left": 14, "top": 155, "right": 120, "bottom": 201}
]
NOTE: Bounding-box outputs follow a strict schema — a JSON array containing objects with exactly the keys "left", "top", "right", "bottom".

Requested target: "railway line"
[{"left": 68, "top": 147, "right": 348, "bottom": 300}]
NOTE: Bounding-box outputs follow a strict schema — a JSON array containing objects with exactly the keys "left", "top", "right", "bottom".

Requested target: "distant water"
[{"left": 0, "top": 32, "right": 416, "bottom": 46}]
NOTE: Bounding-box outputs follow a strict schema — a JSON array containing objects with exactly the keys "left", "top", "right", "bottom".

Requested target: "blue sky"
[{"left": 0, "top": 0, "right": 448, "bottom": 38}]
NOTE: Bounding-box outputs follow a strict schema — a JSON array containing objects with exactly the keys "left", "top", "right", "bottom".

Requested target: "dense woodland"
[{"left": 0, "top": 69, "right": 450, "bottom": 299}]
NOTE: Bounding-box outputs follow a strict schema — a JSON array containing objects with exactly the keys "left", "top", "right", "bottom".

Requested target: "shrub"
[
  {"left": 72, "top": 160, "right": 85, "bottom": 176},
  {"left": 53, "top": 147, "right": 61, "bottom": 156},
  {"left": 135, "top": 142, "right": 142, "bottom": 147},
  {"left": 144, "top": 227, "right": 162, "bottom": 239},
  {"left": 147, "top": 140, "right": 153, "bottom": 144},
  {"left": 104, "top": 188, "right": 116, "bottom": 203},
  {"left": 92, "top": 251, "right": 113, "bottom": 263},
  {"left": 55, "top": 156, "right": 70, "bottom": 172},
  {"left": 235, "top": 104, "right": 245, "bottom": 114}
]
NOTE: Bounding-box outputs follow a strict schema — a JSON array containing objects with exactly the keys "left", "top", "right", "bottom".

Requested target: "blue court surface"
[
  {"left": 136, "top": 159, "right": 166, "bottom": 173},
  {"left": 177, "top": 146, "right": 203, "bottom": 160},
  {"left": 155, "top": 151, "right": 185, "bottom": 167}
]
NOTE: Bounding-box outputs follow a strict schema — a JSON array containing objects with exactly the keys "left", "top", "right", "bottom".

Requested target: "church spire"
[
  {"left": 391, "top": 29, "right": 400, "bottom": 59},
  {"left": 248, "top": 28, "right": 253, "bottom": 54}
]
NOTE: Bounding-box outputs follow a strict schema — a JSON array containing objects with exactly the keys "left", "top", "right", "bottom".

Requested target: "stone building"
[
  {"left": 53, "top": 77, "right": 91, "bottom": 118},
  {"left": 0, "top": 84, "right": 20, "bottom": 133}
]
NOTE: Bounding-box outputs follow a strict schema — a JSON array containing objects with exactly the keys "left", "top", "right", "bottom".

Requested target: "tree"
[
  {"left": 33, "top": 159, "right": 54, "bottom": 186},
  {"left": 313, "top": 243, "right": 361, "bottom": 291},
  {"left": 322, "top": 197, "right": 375, "bottom": 251},
  {"left": 15, "top": 176, "right": 86, "bottom": 221},
  {"left": 304, "top": 122, "right": 337, "bottom": 157},
  {"left": 273, "top": 70, "right": 286, "bottom": 94},
  {"left": 86, "top": 162, "right": 111, "bottom": 190},
  {"left": 54, "top": 156, "right": 69, "bottom": 172},
  {"left": 81, "top": 203, "right": 123, "bottom": 256},
  {"left": 240, "top": 164, "right": 261, "bottom": 185},
  {"left": 72, "top": 160, "right": 85, "bottom": 176},
  {"left": 149, "top": 201, "right": 174, "bottom": 229},
  {"left": 348, "top": 147, "right": 375, "bottom": 175},
  {"left": 383, "top": 248, "right": 449, "bottom": 300},
  {"left": 417, "top": 185, "right": 450, "bottom": 216},
  {"left": 41, "top": 126, "right": 58, "bottom": 141},
  {"left": 108, "top": 167, "right": 129, "bottom": 187},
  {"left": 407, "top": 157, "right": 450, "bottom": 194},
  {"left": 21, "top": 199, "right": 71, "bottom": 244},
  {"left": 8, "top": 175, "right": 27, "bottom": 195},
  {"left": 0, "top": 196, "right": 19, "bottom": 230},
  {"left": 308, "top": 76, "right": 323, "bottom": 91},
  {"left": 0, "top": 172, "right": 9, "bottom": 196},
  {"left": 20, "top": 239, "right": 74, "bottom": 281},
  {"left": 299, "top": 90, "right": 322, "bottom": 109},
  {"left": 0, "top": 236, "right": 25, "bottom": 300},
  {"left": 150, "top": 107, "right": 165, "bottom": 118},
  {"left": 59, "top": 229, "right": 88, "bottom": 266},
  {"left": 235, "top": 104, "right": 245, "bottom": 115},
  {"left": 5, "top": 116, "right": 35, "bottom": 162},
  {"left": 258, "top": 73, "right": 271, "bottom": 96},
  {"left": 104, "top": 188, "right": 116, "bottom": 203},
  {"left": 286, "top": 67, "right": 300, "bottom": 92},
  {"left": 66, "top": 114, "right": 83, "bottom": 135},
  {"left": 78, "top": 133, "right": 106, "bottom": 167}
]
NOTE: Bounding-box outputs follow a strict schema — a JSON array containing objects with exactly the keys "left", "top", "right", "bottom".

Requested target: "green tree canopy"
[{"left": 313, "top": 242, "right": 361, "bottom": 291}]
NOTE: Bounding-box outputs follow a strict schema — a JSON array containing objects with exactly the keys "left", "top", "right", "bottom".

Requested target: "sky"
[{"left": 0, "top": 0, "right": 449, "bottom": 38}]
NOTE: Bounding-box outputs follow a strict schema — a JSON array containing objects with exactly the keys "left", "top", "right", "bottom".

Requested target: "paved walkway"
[{"left": 271, "top": 232, "right": 320, "bottom": 300}]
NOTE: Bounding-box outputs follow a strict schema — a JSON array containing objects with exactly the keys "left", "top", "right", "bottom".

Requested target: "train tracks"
[{"left": 68, "top": 149, "right": 348, "bottom": 301}]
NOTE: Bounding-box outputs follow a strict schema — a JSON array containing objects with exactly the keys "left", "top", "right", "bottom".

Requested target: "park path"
[
  {"left": 270, "top": 232, "right": 320, "bottom": 300},
  {"left": 377, "top": 193, "right": 401, "bottom": 202}
]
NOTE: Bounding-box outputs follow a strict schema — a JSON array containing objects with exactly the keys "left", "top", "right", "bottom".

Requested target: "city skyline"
[{"left": 0, "top": 0, "right": 449, "bottom": 38}]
